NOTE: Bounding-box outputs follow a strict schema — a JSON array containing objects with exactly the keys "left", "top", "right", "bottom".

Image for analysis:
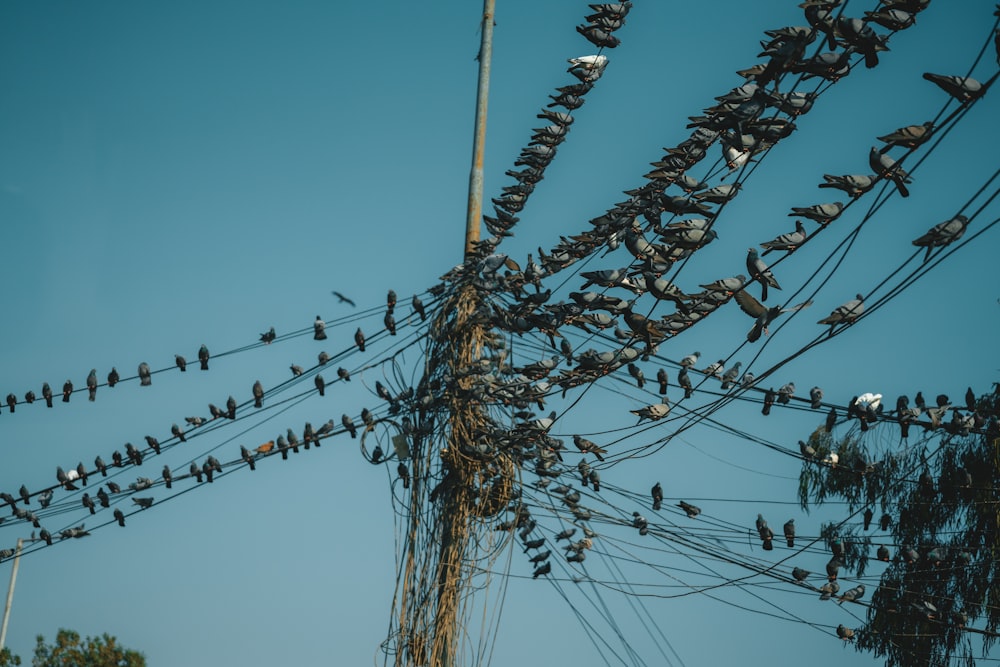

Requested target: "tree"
[
  {"left": 799, "top": 387, "right": 1000, "bottom": 666},
  {"left": 0, "top": 629, "right": 145, "bottom": 667}
]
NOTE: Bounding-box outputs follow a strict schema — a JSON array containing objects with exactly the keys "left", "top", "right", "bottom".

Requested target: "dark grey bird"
[
  {"left": 810, "top": 386, "right": 823, "bottom": 409},
  {"left": 912, "top": 215, "right": 969, "bottom": 260},
  {"left": 138, "top": 362, "right": 152, "bottom": 386},
  {"left": 82, "top": 493, "right": 95, "bottom": 514},
  {"left": 783, "top": 519, "right": 795, "bottom": 547},
  {"left": 656, "top": 368, "right": 668, "bottom": 395},
  {"left": 313, "top": 316, "right": 327, "bottom": 340},
  {"left": 170, "top": 424, "right": 186, "bottom": 442},
  {"left": 837, "top": 17, "right": 888, "bottom": 68},
  {"left": 38, "top": 490, "right": 53, "bottom": 508},
  {"left": 532, "top": 561, "right": 552, "bottom": 578},
  {"left": 331, "top": 291, "right": 356, "bottom": 306},
  {"left": 734, "top": 289, "right": 812, "bottom": 342},
  {"left": 336, "top": 367, "right": 351, "bottom": 383},
  {"left": 194, "top": 344, "right": 210, "bottom": 371},
  {"left": 573, "top": 435, "right": 606, "bottom": 461},
  {"left": 869, "top": 148, "right": 911, "bottom": 197},
  {"left": 342, "top": 414, "right": 357, "bottom": 439},
  {"left": 175, "top": 355, "right": 187, "bottom": 372},
  {"left": 818, "top": 294, "right": 865, "bottom": 329},
  {"left": 315, "top": 374, "right": 325, "bottom": 397},
  {"left": 627, "top": 363, "right": 644, "bottom": 389},
  {"left": 922, "top": 73, "right": 985, "bottom": 102},
  {"left": 384, "top": 311, "right": 397, "bottom": 336},
  {"left": 757, "top": 514, "right": 774, "bottom": 550},
  {"left": 819, "top": 174, "right": 878, "bottom": 198},
  {"left": 762, "top": 388, "right": 776, "bottom": 416},
  {"left": 678, "top": 501, "right": 700, "bottom": 518},
  {"left": 746, "top": 247, "right": 780, "bottom": 301},
  {"left": 252, "top": 381, "right": 264, "bottom": 408},
  {"left": 227, "top": 395, "right": 237, "bottom": 419},
  {"left": 412, "top": 295, "right": 426, "bottom": 321},
  {"left": 355, "top": 328, "right": 366, "bottom": 352},
  {"left": 96, "top": 487, "right": 110, "bottom": 508},
  {"left": 162, "top": 465, "right": 173, "bottom": 489},
  {"left": 777, "top": 382, "right": 795, "bottom": 404},
  {"left": 132, "top": 497, "right": 154, "bottom": 509},
  {"left": 42, "top": 382, "right": 53, "bottom": 408},
  {"left": 792, "top": 566, "right": 810, "bottom": 582},
  {"left": 720, "top": 362, "right": 742, "bottom": 390},
  {"left": 94, "top": 457, "right": 108, "bottom": 475},
  {"left": 24, "top": 390, "right": 35, "bottom": 404},
  {"left": 761, "top": 220, "right": 807, "bottom": 255},
  {"left": 86, "top": 369, "right": 98, "bottom": 401},
  {"left": 259, "top": 326, "right": 276, "bottom": 344},
  {"left": 677, "top": 367, "right": 693, "bottom": 399},
  {"left": 523, "top": 537, "right": 546, "bottom": 552},
  {"left": 836, "top": 624, "right": 854, "bottom": 641},
  {"left": 18, "top": 485, "right": 30, "bottom": 505},
  {"left": 39, "top": 529, "right": 52, "bottom": 545},
  {"left": 528, "top": 550, "right": 551, "bottom": 565},
  {"left": 114, "top": 508, "right": 125, "bottom": 527},
  {"left": 62, "top": 380, "right": 73, "bottom": 402},
  {"left": 651, "top": 482, "right": 663, "bottom": 511},
  {"left": 290, "top": 364, "right": 305, "bottom": 377}
]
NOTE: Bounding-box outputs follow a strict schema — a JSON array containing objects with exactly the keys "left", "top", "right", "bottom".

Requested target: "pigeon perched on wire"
[
  {"left": 630, "top": 402, "right": 670, "bottom": 422},
  {"left": 86, "top": 369, "right": 98, "bottom": 401},
  {"left": 760, "top": 220, "right": 807, "bottom": 255},
  {"left": 922, "top": 73, "right": 986, "bottom": 102},
  {"left": 746, "top": 248, "right": 780, "bottom": 301},
  {"left": 259, "top": 327, "right": 276, "bottom": 344},
  {"left": 573, "top": 435, "right": 606, "bottom": 461},
  {"left": 819, "top": 174, "right": 878, "bottom": 198},
  {"left": 313, "top": 316, "right": 327, "bottom": 341},
  {"left": 42, "top": 383, "right": 53, "bottom": 408},
  {"left": 138, "top": 363, "right": 152, "bottom": 387},
  {"left": 869, "top": 148, "right": 911, "bottom": 197},
  {"left": 175, "top": 355, "right": 187, "bottom": 372},
  {"left": 252, "top": 381, "right": 264, "bottom": 408},
  {"left": 818, "top": 294, "right": 865, "bottom": 330},
  {"left": 677, "top": 367, "right": 693, "bottom": 399},
  {"left": 62, "top": 380, "right": 73, "bottom": 402},
  {"left": 912, "top": 215, "right": 969, "bottom": 260},
  {"left": 789, "top": 201, "right": 843, "bottom": 225},
  {"left": 355, "top": 328, "right": 366, "bottom": 352},
  {"left": 198, "top": 345, "right": 210, "bottom": 370}
]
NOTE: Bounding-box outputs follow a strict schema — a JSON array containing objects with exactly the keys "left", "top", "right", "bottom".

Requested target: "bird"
[
  {"left": 41, "top": 383, "right": 53, "bottom": 408},
  {"left": 677, "top": 367, "right": 693, "bottom": 399},
  {"left": 912, "top": 215, "right": 969, "bottom": 260},
  {"left": 573, "top": 435, "right": 606, "bottom": 461},
  {"left": 37, "top": 490, "right": 53, "bottom": 508},
  {"left": 170, "top": 423, "right": 186, "bottom": 442},
  {"left": 252, "top": 381, "right": 264, "bottom": 408},
  {"left": 783, "top": 519, "right": 795, "bottom": 547},
  {"left": 762, "top": 388, "right": 776, "bottom": 416},
  {"left": 734, "top": 289, "right": 812, "bottom": 342},
  {"left": 18, "top": 485, "right": 30, "bottom": 505},
  {"left": 342, "top": 414, "right": 358, "bottom": 439},
  {"left": 355, "top": 328, "right": 366, "bottom": 352},
  {"left": 114, "top": 508, "right": 125, "bottom": 527},
  {"left": 630, "top": 402, "right": 670, "bottom": 422},
  {"left": 777, "top": 382, "right": 795, "bottom": 404},
  {"left": 162, "top": 465, "right": 173, "bottom": 489},
  {"left": 259, "top": 327, "right": 277, "bottom": 344},
  {"left": 627, "top": 363, "right": 645, "bottom": 389},
  {"left": 838, "top": 584, "right": 865, "bottom": 604},
  {"left": 138, "top": 362, "right": 152, "bottom": 386},
  {"left": 819, "top": 173, "right": 878, "bottom": 198},
  {"left": 762, "top": 220, "right": 808, "bottom": 257},
  {"left": 412, "top": 295, "right": 426, "bottom": 321},
  {"left": 720, "top": 362, "right": 742, "bottom": 390},
  {"left": 384, "top": 311, "right": 397, "bottom": 335},
  {"left": 818, "top": 294, "right": 865, "bottom": 329},
  {"left": 702, "top": 359, "right": 724, "bottom": 379},
  {"left": 836, "top": 625, "right": 855, "bottom": 641},
  {"left": 656, "top": 368, "right": 668, "bottom": 395},
  {"left": 86, "top": 369, "right": 98, "bottom": 401},
  {"left": 922, "top": 73, "right": 985, "bottom": 102},
  {"left": 314, "top": 374, "right": 325, "bottom": 397},
  {"left": 677, "top": 501, "right": 700, "bottom": 518},
  {"left": 313, "top": 315, "right": 327, "bottom": 340},
  {"left": 788, "top": 201, "right": 843, "bottom": 224},
  {"left": 877, "top": 121, "right": 934, "bottom": 152},
  {"left": 198, "top": 344, "right": 210, "bottom": 370},
  {"left": 132, "top": 497, "right": 154, "bottom": 509},
  {"left": 290, "top": 364, "right": 305, "bottom": 377},
  {"left": 679, "top": 351, "right": 700, "bottom": 367},
  {"left": 62, "top": 380, "right": 73, "bottom": 402},
  {"left": 869, "top": 147, "right": 911, "bottom": 197},
  {"left": 175, "top": 354, "right": 187, "bottom": 372},
  {"left": 226, "top": 395, "right": 238, "bottom": 420},
  {"left": 532, "top": 562, "right": 552, "bottom": 579},
  {"left": 651, "top": 482, "right": 663, "bottom": 510},
  {"left": 746, "top": 248, "right": 780, "bottom": 301},
  {"left": 331, "top": 291, "right": 356, "bottom": 306},
  {"left": 809, "top": 386, "right": 823, "bottom": 409}
]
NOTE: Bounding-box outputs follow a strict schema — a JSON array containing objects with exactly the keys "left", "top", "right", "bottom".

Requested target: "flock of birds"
[{"left": 1, "top": 0, "right": 998, "bottom": 657}]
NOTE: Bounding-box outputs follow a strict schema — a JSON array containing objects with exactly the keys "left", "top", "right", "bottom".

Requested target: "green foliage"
[
  {"left": 0, "top": 647, "right": 23, "bottom": 666},
  {"left": 799, "top": 386, "right": 1000, "bottom": 667},
  {"left": 25, "top": 629, "right": 145, "bottom": 667}
]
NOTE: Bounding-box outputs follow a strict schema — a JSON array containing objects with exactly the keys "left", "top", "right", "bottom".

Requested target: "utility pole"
[
  {"left": 0, "top": 538, "right": 24, "bottom": 650},
  {"left": 464, "top": 0, "right": 495, "bottom": 258}
]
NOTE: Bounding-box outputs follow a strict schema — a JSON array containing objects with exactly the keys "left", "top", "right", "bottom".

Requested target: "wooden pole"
[
  {"left": 464, "top": 0, "right": 496, "bottom": 258},
  {"left": 0, "top": 538, "right": 24, "bottom": 650}
]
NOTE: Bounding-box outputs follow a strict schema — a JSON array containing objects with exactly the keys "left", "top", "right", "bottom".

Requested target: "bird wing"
[{"left": 734, "top": 288, "right": 767, "bottom": 318}]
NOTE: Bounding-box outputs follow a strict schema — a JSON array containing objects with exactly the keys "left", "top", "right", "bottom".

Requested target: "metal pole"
[
  {"left": 464, "top": 0, "right": 496, "bottom": 259},
  {"left": 0, "top": 538, "right": 24, "bottom": 650}
]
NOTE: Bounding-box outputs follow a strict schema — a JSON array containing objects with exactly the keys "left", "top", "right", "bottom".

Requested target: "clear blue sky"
[{"left": 1, "top": 1, "right": 998, "bottom": 665}]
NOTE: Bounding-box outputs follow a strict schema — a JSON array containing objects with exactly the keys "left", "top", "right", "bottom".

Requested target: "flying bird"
[
  {"left": 734, "top": 289, "right": 811, "bottom": 342},
  {"left": 331, "top": 291, "right": 356, "bottom": 306}
]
